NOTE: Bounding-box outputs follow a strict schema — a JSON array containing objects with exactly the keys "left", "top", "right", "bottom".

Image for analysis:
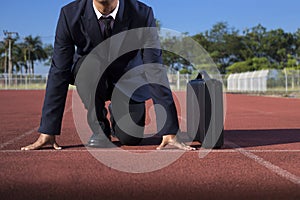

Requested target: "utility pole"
[{"left": 3, "top": 30, "right": 19, "bottom": 85}]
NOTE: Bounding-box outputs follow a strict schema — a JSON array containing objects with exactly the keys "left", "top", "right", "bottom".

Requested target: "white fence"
[
  {"left": 0, "top": 72, "right": 196, "bottom": 91},
  {"left": 1, "top": 70, "right": 299, "bottom": 96},
  {"left": 168, "top": 72, "right": 192, "bottom": 91},
  {"left": 227, "top": 70, "right": 269, "bottom": 92},
  {"left": 227, "top": 69, "right": 300, "bottom": 93}
]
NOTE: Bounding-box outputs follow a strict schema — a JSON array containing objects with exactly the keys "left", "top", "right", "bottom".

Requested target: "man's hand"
[
  {"left": 156, "top": 135, "right": 196, "bottom": 151},
  {"left": 21, "top": 134, "right": 62, "bottom": 151}
]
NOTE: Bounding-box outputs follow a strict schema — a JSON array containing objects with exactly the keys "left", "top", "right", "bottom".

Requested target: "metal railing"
[
  {"left": 1, "top": 71, "right": 299, "bottom": 97},
  {"left": 0, "top": 74, "right": 48, "bottom": 90}
]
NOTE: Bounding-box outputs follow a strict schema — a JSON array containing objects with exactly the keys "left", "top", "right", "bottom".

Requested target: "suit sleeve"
[
  {"left": 38, "top": 8, "right": 75, "bottom": 135},
  {"left": 142, "top": 8, "right": 180, "bottom": 135}
]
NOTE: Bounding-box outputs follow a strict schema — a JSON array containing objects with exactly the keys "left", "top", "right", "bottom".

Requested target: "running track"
[{"left": 0, "top": 90, "right": 299, "bottom": 199}]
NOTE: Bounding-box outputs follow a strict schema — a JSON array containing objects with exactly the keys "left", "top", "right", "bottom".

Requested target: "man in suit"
[{"left": 21, "top": 0, "right": 195, "bottom": 151}]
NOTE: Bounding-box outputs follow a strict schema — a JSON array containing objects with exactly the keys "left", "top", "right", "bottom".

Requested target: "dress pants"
[{"left": 73, "top": 57, "right": 145, "bottom": 146}]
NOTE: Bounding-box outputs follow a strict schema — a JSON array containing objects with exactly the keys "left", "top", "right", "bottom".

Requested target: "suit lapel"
[
  {"left": 110, "top": 0, "right": 131, "bottom": 58},
  {"left": 81, "top": 0, "right": 103, "bottom": 47},
  {"left": 81, "top": 0, "right": 131, "bottom": 55},
  {"left": 112, "top": 0, "right": 129, "bottom": 35}
]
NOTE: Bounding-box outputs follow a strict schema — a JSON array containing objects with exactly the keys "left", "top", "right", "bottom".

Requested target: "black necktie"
[{"left": 100, "top": 16, "right": 113, "bottom": 40}]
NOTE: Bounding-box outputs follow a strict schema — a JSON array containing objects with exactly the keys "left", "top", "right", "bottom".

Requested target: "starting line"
[{"left": 0, "top": 149, "right": 300, "bottom": 153}]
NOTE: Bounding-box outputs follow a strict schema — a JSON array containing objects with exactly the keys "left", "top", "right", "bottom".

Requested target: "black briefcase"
[{"left": 187, "top": 71, "right": 224, "bottom": 149}]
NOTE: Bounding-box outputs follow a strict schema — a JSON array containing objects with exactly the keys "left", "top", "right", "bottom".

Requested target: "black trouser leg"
[
  {"left": 110, "top": 97, "right": 145, "bottom": 146},
  {"left": 73, "top": 59, "right": 111, "bottom": 139},
  {"left": 150, "top": 84, "right": 179, "bottom": 136}
]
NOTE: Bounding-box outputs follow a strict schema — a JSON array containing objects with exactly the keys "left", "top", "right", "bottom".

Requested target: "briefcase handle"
[{"left": 196, "top": 70, "right": 211, "bottom": 81}]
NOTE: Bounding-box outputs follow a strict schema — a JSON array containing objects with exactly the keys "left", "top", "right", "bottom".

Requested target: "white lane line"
[
  {"left": 0, "top": 107, "right": 72, "bottom": 150},
  {"left": 0, "top": 127, "right": 38, "bottom": 150},
  {"left": 0, "top": 149, "right": 300, "bottom": 153},
  {"left": 199, "top": 149, "right": 300, "bottom": 153},
  {"left": 228, "top": 141, "right": 300, "bottom": 186}
]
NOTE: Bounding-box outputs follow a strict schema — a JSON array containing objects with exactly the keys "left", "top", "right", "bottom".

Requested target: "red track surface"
[{"left": 0, "top": 90, "right": 300, "bottom": 200}]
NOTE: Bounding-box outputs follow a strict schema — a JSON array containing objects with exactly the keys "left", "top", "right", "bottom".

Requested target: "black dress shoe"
[{"left": 87, "top": 133, "right": 115, "bottom": 148}]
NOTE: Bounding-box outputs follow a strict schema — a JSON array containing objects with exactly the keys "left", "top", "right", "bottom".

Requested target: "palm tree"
[
  {"left": 0, "top": 40, "right": 7, "bottom": 73},
  {"left": 43, "top": 44, "right": 53, "bottom": 66},
  {"left": 0, "top": 37, "right": 19, "bottom": 74},
  {"left": 13, "top": 42, "right": 28, "bottom": 74},
  {"left": 22, "top": 36, "right": 48, "bottom": 74}
]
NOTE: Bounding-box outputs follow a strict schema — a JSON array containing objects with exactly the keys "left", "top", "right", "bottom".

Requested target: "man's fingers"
[
  {"left": 21, "top": 142, "right": 62, "bottom": 151},
  {"left": 21, "top": 145, "right": 32, "bottom": 151},
  {"left": 171, "top": 141, "right": 196, "bottom": 151},
  {"left": 183, "top": 145, "right": 196, "bottom": 151},
  {"left": 156, "top": 140, "right": 168, "bottom": 150},
  {"left": 21, "top": 134, "right": 62, "bottom": 151},
  {"left": 156, "top": 138, "right": 196, "bottom": 151},
  {"left": 21, "top": 143, "right": 43, "bottom": 151},
  {"left": 53, "top": 142, "right": 62, "bottom": 150},
  {"left": 179, "top": 142, "right": 196, "bottom": 151}
]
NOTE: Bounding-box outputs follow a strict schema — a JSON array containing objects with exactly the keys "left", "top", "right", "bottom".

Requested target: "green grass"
[
  {"left": 0, "top": 84, "right": 46, "bottom": 90},
  {"left": 0, "top": 84, "right": 78, "bottom": 90}
]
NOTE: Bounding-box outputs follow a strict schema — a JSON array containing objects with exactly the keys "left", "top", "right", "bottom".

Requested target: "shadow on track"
[{"left": 224, "top": 129, "right": 300, "bottom": 148}]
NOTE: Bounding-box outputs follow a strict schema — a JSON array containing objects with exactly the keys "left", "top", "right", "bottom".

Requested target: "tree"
[
  {"left": 43, "top": 44, "right": 54, "bottom": 66},
  {"left": 227, "top": 57, "right": 275, "bottom": 73},
  {"left": 159, "top": 21, "right": 300, "bottom": 75},
  {"left": 205, "top": 22, "right": 243, "bottom": 73},
  {"left": 294, "top": 29, "right": 300, "bottom": 58},
  {"left": 251, "top": 57, "right": 274, "bottom": 70},
  {"left": 242, "top": 24, "right": 267, "bottom": 59},
  {"left": 22, "top": 36, "right": 48, "bottom": 74},
  {"left": 263, "top": 29, "right": 294, "bottom": 65},
  {"left": 0, "top": 35, "right": 20, "bottom": 74},
  {"left": 155, "top": 19, "right": 161, "bottom": 31},
  {"left": 227, "top": 60, "right": 251, "bottom": 73},
  {"left": 161, "top": 34, "right": 185, "bottom": 71},
  {"left": 15, "top": 42, "right": 29, "bottom": 74},
  {"left": 0, "top": 41, "right": 7, "bottom": 73},
  {"left": 286, "top": 54, "right": 299, "bottom": 69},
  {"left": 0, "top": 34, "right": 53, "bottom": 75},
  {"left": 192, "top": 33, "right": 211, "bottom": 52}
]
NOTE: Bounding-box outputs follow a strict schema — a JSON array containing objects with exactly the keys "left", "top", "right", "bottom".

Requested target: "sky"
[{"left": 0, "top": 0, "right": 299, "bottom": 73}]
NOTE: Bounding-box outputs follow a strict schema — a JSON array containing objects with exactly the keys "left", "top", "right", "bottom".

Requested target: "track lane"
[{"left": 1, "top": 91, "right": 300, "bottom": 199}]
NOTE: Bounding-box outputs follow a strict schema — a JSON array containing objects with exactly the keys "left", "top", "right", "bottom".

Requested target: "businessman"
[{"left": 21, "top": 0, "right": 195, "bottom": 151}]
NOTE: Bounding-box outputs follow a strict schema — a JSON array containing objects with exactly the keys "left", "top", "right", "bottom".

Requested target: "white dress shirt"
[{"left": 93, "top": 0, "right": 120, "bottom": 34}]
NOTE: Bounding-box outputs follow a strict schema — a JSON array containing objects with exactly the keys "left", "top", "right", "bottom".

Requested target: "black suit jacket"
[{"left": 38, "top": 0, "right": 178, "bottom": 135}]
